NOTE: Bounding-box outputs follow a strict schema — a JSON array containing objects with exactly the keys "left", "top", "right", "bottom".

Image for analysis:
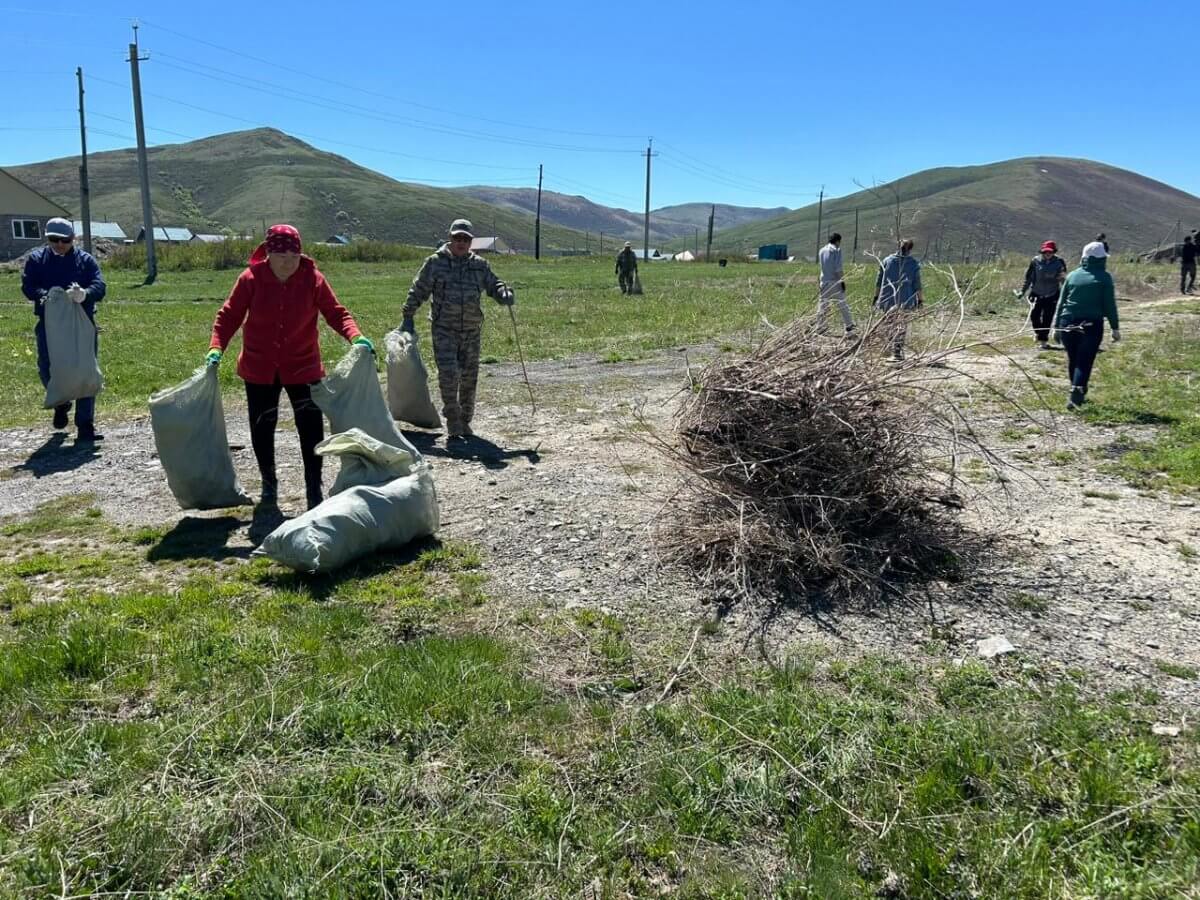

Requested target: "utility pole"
[
  {"left": 128, "top": 25, "right": 156, "bottom": 283},
  {"left": 852, "top": 207, "right": 859, "bottom": 262},
  {"left": 599, "top": 231, "right": 604, "bottom": 254},
  {"left": 534, "top": 163, "right": 543, "bottom": 260},
  {"left": 585, "top": 230, "right": 590, "bottom": 254},
  {"left": 814, "top": 185, "right": 824, "bottom": 262},
  {"left": 694, "top": 227, "right": 699, "bottom": 258},
  {"left": 643, "top": 138, "right": 657, "bottom": 263},
  {"left": 76, "top": 67, "right": 92, "bottom": 254},
  {"left": 706, "top": 204, "right": 715, "bottom": 262}
]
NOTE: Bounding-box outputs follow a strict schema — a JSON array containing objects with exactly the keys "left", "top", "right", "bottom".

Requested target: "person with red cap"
[
  {"left": 1019, "top": 240, "right": 1067, "bottom": 350},
  {"left": 206, "top": 224, "right": 374, "bottom": 510}
]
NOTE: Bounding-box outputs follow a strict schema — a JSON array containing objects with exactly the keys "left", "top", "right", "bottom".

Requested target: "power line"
[
  {"left": 656, "top": 155, "right": 816, "bottom": 199},
  {"left": 656, "top": 140, "right": 819, "bottom": 193},
  {"left": 83, "top": 73, "right": 541, "bottom": 173},
  {"left": 138, "top": 17, "right": 646, "bottom": 142},
  {"left": 147, "top": 54, "right": 640, "bottom": 154}
]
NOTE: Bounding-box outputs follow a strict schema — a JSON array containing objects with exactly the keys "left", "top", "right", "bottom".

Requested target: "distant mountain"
[
  {"left": 7, "top": 128, "right": 590, "bottom": 252},
  {"left": 652, "top": 202, "right": 790, "bottom": 232},
  {"left": 699, "top": 158, "right": 1200, "bottom": 260},
  {"left": 453, "top": 186, "right": 790, "bottom": 243}
]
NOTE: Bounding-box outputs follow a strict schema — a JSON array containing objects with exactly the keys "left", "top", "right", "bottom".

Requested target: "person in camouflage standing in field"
[
  {"left": 401, "top": 219, "right": 514, "bottom": 441},
  {"left": 615, "top": 241, "right": 638, "bottom": 294}
]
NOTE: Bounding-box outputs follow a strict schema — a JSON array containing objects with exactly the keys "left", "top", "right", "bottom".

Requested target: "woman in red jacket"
[{"left": 207, "top": 224, "right": 373, "bottom": 510}]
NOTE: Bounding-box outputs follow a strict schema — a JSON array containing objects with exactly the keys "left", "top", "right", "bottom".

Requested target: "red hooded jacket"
[{"left": 210, "top": 253, "right": 362, "bottom": 384}]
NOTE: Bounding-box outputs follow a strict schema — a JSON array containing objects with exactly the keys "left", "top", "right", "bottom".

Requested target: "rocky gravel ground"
[{"left": 1, "top": 338, "right": 1198, "bottom": 712}]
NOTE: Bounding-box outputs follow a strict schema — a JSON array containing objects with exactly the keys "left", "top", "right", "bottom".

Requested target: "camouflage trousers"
[{"left": 431, "top": 322, "right": 482, "bottom": 433}]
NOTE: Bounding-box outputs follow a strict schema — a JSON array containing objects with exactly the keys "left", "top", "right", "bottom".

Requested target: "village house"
[{"left": 0, "top": 168, "right": 71, "bottom": 262}]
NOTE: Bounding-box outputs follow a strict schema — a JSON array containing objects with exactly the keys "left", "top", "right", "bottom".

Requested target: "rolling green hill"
[
  {"left": 7, "top": 128, "right": 590, "bottom": 252},
  {"left": 453, "top": 187, "right": 787, "bottom": 243},
  {"left": 698, "top": 158, "right": 1200, "bottom": 260}
]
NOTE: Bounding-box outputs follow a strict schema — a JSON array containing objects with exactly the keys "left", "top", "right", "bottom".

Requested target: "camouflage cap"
[{"left": 449, "top": 218, "right": 474, "bottom": 237}]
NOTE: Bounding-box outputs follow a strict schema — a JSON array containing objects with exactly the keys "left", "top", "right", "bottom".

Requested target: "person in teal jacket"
[{"left": 1054, "top": 240, "right": 1120, "bottom": 409}]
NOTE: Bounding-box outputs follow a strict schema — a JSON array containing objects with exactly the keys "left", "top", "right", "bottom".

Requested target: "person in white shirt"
[{"left": 817, "top": 232, "right": 855, "bottom": 334}]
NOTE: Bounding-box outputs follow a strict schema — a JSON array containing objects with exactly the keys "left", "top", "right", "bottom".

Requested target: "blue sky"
[{"left": 1, "top": 1, "right": 1189, "bottom": 212}]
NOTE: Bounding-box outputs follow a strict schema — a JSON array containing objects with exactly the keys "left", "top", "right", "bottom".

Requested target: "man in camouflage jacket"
[{"left": 402, "top": 219, "right": 514, "bottom": 440}]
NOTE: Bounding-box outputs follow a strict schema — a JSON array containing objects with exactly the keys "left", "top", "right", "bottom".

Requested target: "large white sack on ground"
[
  {"left": 384, "top": 329, "right": 441, "bottom": 429},
  {"left": 254, "top": 465, "right": 439, "bottom": 574},
  {"left": 311, "top": 344, "right": 422, "bottom": 459},
  {"left": 316, "top": 427, "right": 418, "bottom": 495},
  {"left": 149, "top": 365, "right": 252, "bottom": 510},
  {"left": 43, "top": 287, "right": 104, "bottom": 408}
]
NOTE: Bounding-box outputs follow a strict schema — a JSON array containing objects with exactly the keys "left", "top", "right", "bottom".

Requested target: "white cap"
[{"left": 1082, "top": 241, "right": 1108, "bottom": 259}]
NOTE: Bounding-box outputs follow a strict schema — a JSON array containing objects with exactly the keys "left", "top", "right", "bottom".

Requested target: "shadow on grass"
[
  {"left": 147, "top": 513, "right": 255, "bottom": 562},
  {"left": 405, "top": 430, "right": 541, "bottom": 470},
  {"left": 250, "top": 535, "right": 443, "bottom": 601},
  {"left": 11, "top": 433, "right": 100, "bottom": 479}
]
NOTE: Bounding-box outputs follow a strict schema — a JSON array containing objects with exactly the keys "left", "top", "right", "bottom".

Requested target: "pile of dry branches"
[{"left": 660, "top": 310, "right": 1004, "bottom": 606}]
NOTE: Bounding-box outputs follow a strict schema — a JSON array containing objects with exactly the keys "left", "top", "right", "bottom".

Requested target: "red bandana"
[{"left": 250, "top": 224, "right": 302, "bottom": 263}]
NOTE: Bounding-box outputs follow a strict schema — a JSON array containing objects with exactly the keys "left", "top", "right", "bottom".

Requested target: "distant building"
[
  {"left": 673, "top": 250, "right": 697, "bottom": 262},
  {"left": 470, "top": 236, "right": 514, "bottom": 255},
  {"left": 72, "top": 221, "right": 128, "bottom": 242},
  {"left": 134, "top": 226, "right": 194, "bottom": 243},
  {"left": 325, "top": 234, "right": 352, "bottom": 245},
  {"left": 634, "top": 248, "right": 669, "bottom": 260},
  {"left": 0, "top": 167, "right": 71, "bottom": 261},
  {"left": 192, "top": 233, "right": 231, "bottom": 243},
  {"left": 757, "top": 243, "right": 788, "bottom": 261}
]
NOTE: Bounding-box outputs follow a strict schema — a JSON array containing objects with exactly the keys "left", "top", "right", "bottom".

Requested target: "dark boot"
[
  {"left": 76, "top": 424, "right": 103, "bottom": 444},
  {"left": 259, "top": 474, "right": 278, "bottom": 507},
  {"left": 52, "top": 404, "right": 70, "bottom": 430},
  {"left": 1067, "top": 387, "right": 1086, "bottom": 410}
]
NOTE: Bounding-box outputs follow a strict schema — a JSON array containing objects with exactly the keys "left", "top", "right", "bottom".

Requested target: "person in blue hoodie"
[
  {"left": 20, "top": 217, "right": 106, "bottom": 442},
  {"left": 1054, "top": 240, "right": 1120, "bottom": 410}
]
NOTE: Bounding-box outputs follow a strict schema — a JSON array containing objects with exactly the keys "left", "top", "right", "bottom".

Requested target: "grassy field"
[
  {"left": 3, "top": 256, "right": 1199, "bottom": 896},
  {"left": 0, "top": 498, "right": 1196, "bottom": 898},
  {"left": 2, "top": 251, "right": 1171, "bottom": 428}
]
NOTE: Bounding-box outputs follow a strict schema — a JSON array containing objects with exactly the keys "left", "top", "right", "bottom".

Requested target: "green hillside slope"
[
  {"left": 7, "top": 129, "right": 589, "bottom": 252},
  {"left": 701, "top": 158, "right": 1200, "bottom": 260}
]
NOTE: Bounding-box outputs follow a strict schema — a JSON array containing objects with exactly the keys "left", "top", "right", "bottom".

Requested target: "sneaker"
[
  {"left": 52, "top": 405, "right": 69, "bottom": 430},
  {"left": 1038, "top": 342, "right": 1052, "bottom": 351},
  {"left": 76, "top": 425, "right": 103, "bottom": 444},
  {"left": 1067, "top": 388, "right": 1085, "bottom": 410}
]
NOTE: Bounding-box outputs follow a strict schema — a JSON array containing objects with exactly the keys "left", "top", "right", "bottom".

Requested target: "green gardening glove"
[
  {"left": 352, "top": 335, "right": 375, "bottom": 355},
  {"left": 205, "top": 348, "right": 223, "bottom": 366}
]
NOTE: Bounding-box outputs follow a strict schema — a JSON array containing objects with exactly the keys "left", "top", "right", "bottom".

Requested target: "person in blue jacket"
[
  {"left": 874, "top": 238, "right": 924, "bottom": 360},
  {"left": 20, "top": 217, "right": 106, "bottom": 442}
]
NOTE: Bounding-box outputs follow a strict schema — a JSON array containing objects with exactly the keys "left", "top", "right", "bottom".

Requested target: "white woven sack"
[
  {"left": 311, "top": 344, "right": 422, "bottom": 458},
  {"left": 316, "top": 427, "right": 418, "bottom": 496},
  {"left": 255, "top": 465, "right": 439, "bottom": 574},
  {"left": 149, "top": 365, "right": 252, "bottom": 510},
  {"left": 384, "top": 329, "right": 441, "bottom": 428},
  {"left": 42, "top": 287, "right": 103, "bottom": 408}
]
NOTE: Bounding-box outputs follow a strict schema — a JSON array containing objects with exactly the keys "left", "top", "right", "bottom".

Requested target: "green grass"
[
  {"left": 1154, "top": 659, "right": 1199, "bottom": 680},
  {"left": 0, "top": 490, "right": 1197, "bottom": 896},
  {"left": 0, "top": 567, "right": 1197, "bottom": 897},
  {"left": 1029, "top": 320, "right": 1200, "bottom": 491}
]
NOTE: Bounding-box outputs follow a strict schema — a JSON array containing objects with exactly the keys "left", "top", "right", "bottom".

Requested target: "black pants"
[
  {"left": 244, "top": 379, "right": 324, "bottom": 498},
  {"left": 1029, "top": 294, "right": 1057, "bottom": 343},
  {"left": 1182, "top": 261, "right": 1196, "bottom": 294},
  {"left": 1060, "top": 320, "right": 1104, "bottom": 395}
]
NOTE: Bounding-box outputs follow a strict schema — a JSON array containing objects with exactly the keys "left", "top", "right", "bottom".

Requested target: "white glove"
[
  {"left": 66, "top": 285, "right": 87, "bottom": 305},
  {"left": 1111, "top": 328, "right": 1121, "bottom": 342}
]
